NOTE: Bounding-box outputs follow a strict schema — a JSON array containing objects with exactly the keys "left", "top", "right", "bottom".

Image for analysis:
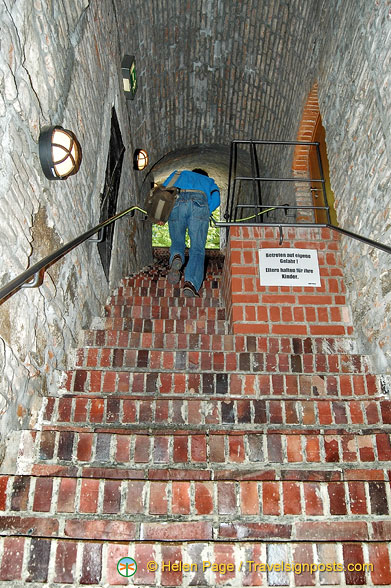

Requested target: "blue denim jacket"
[{"left": 163, "top": 170, "right": 220, "bottom": 213}]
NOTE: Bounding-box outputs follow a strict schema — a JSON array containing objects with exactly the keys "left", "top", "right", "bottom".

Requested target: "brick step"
[
  {"left": 41, "top": 396, "right": 391, "bottom": 430},
  {"left": 1, "top": 476, "right": 391, "bottom": 541},
  {"left": 65, "top": 369, "right": 386, "bottom": 398},
  {"left": 83, "top": 331, "right": 359, "bottom": 354},
  {"left": 114, "top": 282, "right": 222, "bottom": 299},
  {"left": 74, "top": 347, "right": 371, "bottom": 374},
  {"left": 5, "top": 430, "right": 391, "bottom": 475},
  {"left": 0, "top": 538, "right": 390, "bottom": 587},
  {"left": 120, "top": 272, "right": 223, "bottom": 287},
  {"left": 108, "top": 294, "right": 222, "bottom": 307},
  {"left": 90, "top": 317, "right": 229, "bottom": 334},
  {"left": 104, "top": 304, "right": 226, "bottom": 320}
]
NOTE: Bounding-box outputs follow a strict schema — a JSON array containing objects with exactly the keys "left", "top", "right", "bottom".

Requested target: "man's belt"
[{"left": 179, "top": 189, "right": 207, "bottom": 197}]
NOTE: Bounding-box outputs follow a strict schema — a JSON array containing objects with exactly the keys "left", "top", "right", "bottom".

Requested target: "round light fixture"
[
  {"left": 39, "top": 125, "right": 82, "bottom": 180},
  {"left": 133, "top": 148, "right": 148, "bottom": 171}
]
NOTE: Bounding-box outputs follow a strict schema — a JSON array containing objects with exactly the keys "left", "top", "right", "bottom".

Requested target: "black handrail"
[
  {"left": 0, "top": 205, "right": 147, "bottom": 304},
  {"left": 211, "top": 217, "right": 391, "bottom": 256}
]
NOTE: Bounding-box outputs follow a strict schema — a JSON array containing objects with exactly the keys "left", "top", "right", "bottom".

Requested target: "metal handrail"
[
  {"left": 211, "top": 217, "right": 391, "bottom": 255},
  {"left": 0, "top": 205, "right": 147, "bottom": 304}
]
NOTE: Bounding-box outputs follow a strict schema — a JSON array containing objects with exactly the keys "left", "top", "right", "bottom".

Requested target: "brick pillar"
[{"left": 222, "top": 225, "right": 353, "bottom": 337}]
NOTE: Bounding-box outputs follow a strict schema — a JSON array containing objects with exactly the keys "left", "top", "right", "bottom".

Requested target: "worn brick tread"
[
  {"left": 83, "top": 331, "right": 359, "bottom": 354},
  {"left": 6, "top": 430, "right": 391, "bottom": 476},
  {"left": 104, "top": 304, "right": 227, "bottom": 320},
  {"left": 90, "top": 317, "right": 229, "bottom": 334},
  {"left": 2, "top": 476, "right": 391, "bottom": 521},
  {"left": 41, "top": 396, "right": 391, "bottom": 430},
  {"left": 0, "top": 538, "right": 389, "bottom": 586},
  {"left": 74, "top": 347, "right": 371, "bottom": 374},
  {"left": 65, "top": 369, "right": 385, "bottom": 398}
]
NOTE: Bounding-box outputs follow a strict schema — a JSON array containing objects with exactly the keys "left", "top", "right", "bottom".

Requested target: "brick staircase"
[{"left": 1, "top": 243, "right": 391, "bottom": 586}]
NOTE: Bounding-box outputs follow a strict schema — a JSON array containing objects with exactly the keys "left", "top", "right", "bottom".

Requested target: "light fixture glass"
[
  {"left": 133, "top": 148, "right": 148, "bottom": 171},
  {"left": 39, "top": 126, "right": 82, "bottom": 180}
]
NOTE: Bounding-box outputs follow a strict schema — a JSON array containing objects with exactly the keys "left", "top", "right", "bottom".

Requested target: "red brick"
[
  {"left": 106, "top": 543, "right": 129, "bottom": 586},
  {"left": 262, "top": 482, "right": 280, "bottom": 515},
  {"left": 27, "top": 538, "right": 51, "bottom": 582},
  {"left": 283, "top": 481, "right": 301, "bottom": 515},
  {"left": 141, "top": 521, "right": 212, "bottom": 540},
  {"left": 368, "top": 543, "right": 391, "bottom": 585},
  {"left": 172, "top": 482, "right": 190, "bottom": 514},
  {"left": 191, "top": 435, "right": 207, "bottom": 462},
  {"left": 161, "top": 545, "right": 183, "bottom": 586},
  {"left": 74, "top": 398, "right": 88, "bottom": 422},
  {"left": 173, "top": 436, "right": 188, "bottom": 462},
  {"left": 125, "top": 481, "right": 145, "bottom": 513},
  {"left": 115, "top": 435, "right": 131, "bottom": 462},
  {"left": 229, "top": 436, "right": 245, "bottom": 462},
  {"left": 328, "top": 482, "right": 347, "bottom": 515},
  {"left": 0, "top": 516, "right": 58, "bottom": 537},
  {"left": 79, "top": 543, "right": 102, "bottom": 585},
  {"left": 77, "top": 433, "right": 93, "bottom": 461},
  {"left": 343, "top": 543, "right": 366, "bottom": 585},
  {"left": 296, "top": 521, "right": 368, "bottom": 541},
  {"left": 209, "top": 435, "right": 225, "bottom": 462},
  {"left": 304, "top": 483, "right": 323, "bottom": 515},
  {"left": 0, "top": 537, "right": 25, "bottom": 580},
  {"left": 79, "top": 479, "right": 100, "bottom": 513},
  {"left": 134, "top": 544, "right": 157, "bottom": 584},
  {"left": 58, "top": 398, "right": 72, "bottom": 422},
  {"left": 103, "top": 480, "right": 122, "bottom": 514},
  {"left": 305, "top": 436, "right": 320, "bottom": 462},
  {"left": 65, "top": 519, "right": 136, "bottom": 540},
  {"left": 348, "top": 481, "right": 367, "bottom": 514},
  {"left": 149, "top": 482, "right": 168, "bottom": 514},
  {"left": 57, "top": 478, "right": 77, "bottom": 512},
  {"left": 33, "top": 478, "right": 53, "bottom": 512},
  {"left": 219, "top": 522, "right": 291, "bottom": 539},
  {"left": 10, "top": 476, "right": 30, "bottom": 511},
  {"left": 153, "top": 436, "right": 169, "bottom": 463},
  {"left": 54, "top": 541, "right": 77, "bottom": 584},
  {"left": 218, "top": 482, "right": 236, "bottom": 514},
  {"left": 240, "top": 481, "right": 260, "bottom": 515},
  {"left": 0, "top": 477, "right": 8, "bottom": 510},
  {"left": 90, "top": 399, "right": 104, "bottom": 423},
  {"left": 195, "top": 482, "right": 214, "bottom": 514},
  {"left": 134, "top": 435, "right": 150, "bottom": 463},
  {"left": 287, "top": 436, "right": 303, "bottom": 462},
  {"left": 293, "top": 544, "right": 316, "bottom": 586}
]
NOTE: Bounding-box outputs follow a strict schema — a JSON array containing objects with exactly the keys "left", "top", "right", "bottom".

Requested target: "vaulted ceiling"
[{"left": 115, "top": 0, "right": 326, "bottom": 173}]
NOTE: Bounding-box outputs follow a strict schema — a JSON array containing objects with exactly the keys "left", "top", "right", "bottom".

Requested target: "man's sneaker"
[
  {"left": 167, "top": 255, "right": 182, "bottom": 284},
  {"left": 183, "top": 281, "right": 200, "bottom": 297}
]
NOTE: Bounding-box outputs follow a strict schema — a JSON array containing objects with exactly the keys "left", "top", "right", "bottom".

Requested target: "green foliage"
[{"left": 152, "top": 207, "right": 221, "bottom": 249}]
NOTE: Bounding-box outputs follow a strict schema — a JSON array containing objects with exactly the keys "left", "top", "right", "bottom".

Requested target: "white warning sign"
[{"left": 259, "top": 248, "right": 321, "bottom": 287}]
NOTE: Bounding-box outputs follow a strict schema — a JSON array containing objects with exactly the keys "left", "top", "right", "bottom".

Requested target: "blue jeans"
[{"left": 168, "top": 191, "right": 210, "bottom": 291}]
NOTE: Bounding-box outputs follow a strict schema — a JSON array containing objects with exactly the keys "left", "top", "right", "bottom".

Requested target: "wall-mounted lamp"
[
  {"left": 133, "top": 148, "right": 148, "bottom": 171},
  {"left": 121, "top": 55, "right": 137, "bottom": 100},
  {"left": 39, "top": 126, "right": 82, "bottom": 180}
]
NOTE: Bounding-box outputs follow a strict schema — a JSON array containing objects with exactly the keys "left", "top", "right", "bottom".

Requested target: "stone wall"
[
  {"left": 0, "top": 1, "right": 152, "bottom": 449},
  {"left": 317, "top": 0, "right": 391, "bottom": 371}
]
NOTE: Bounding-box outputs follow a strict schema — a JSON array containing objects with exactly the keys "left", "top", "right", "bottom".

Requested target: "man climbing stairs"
[{"left": 0, "top": 229, "right": 390, "bottom": 586}]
